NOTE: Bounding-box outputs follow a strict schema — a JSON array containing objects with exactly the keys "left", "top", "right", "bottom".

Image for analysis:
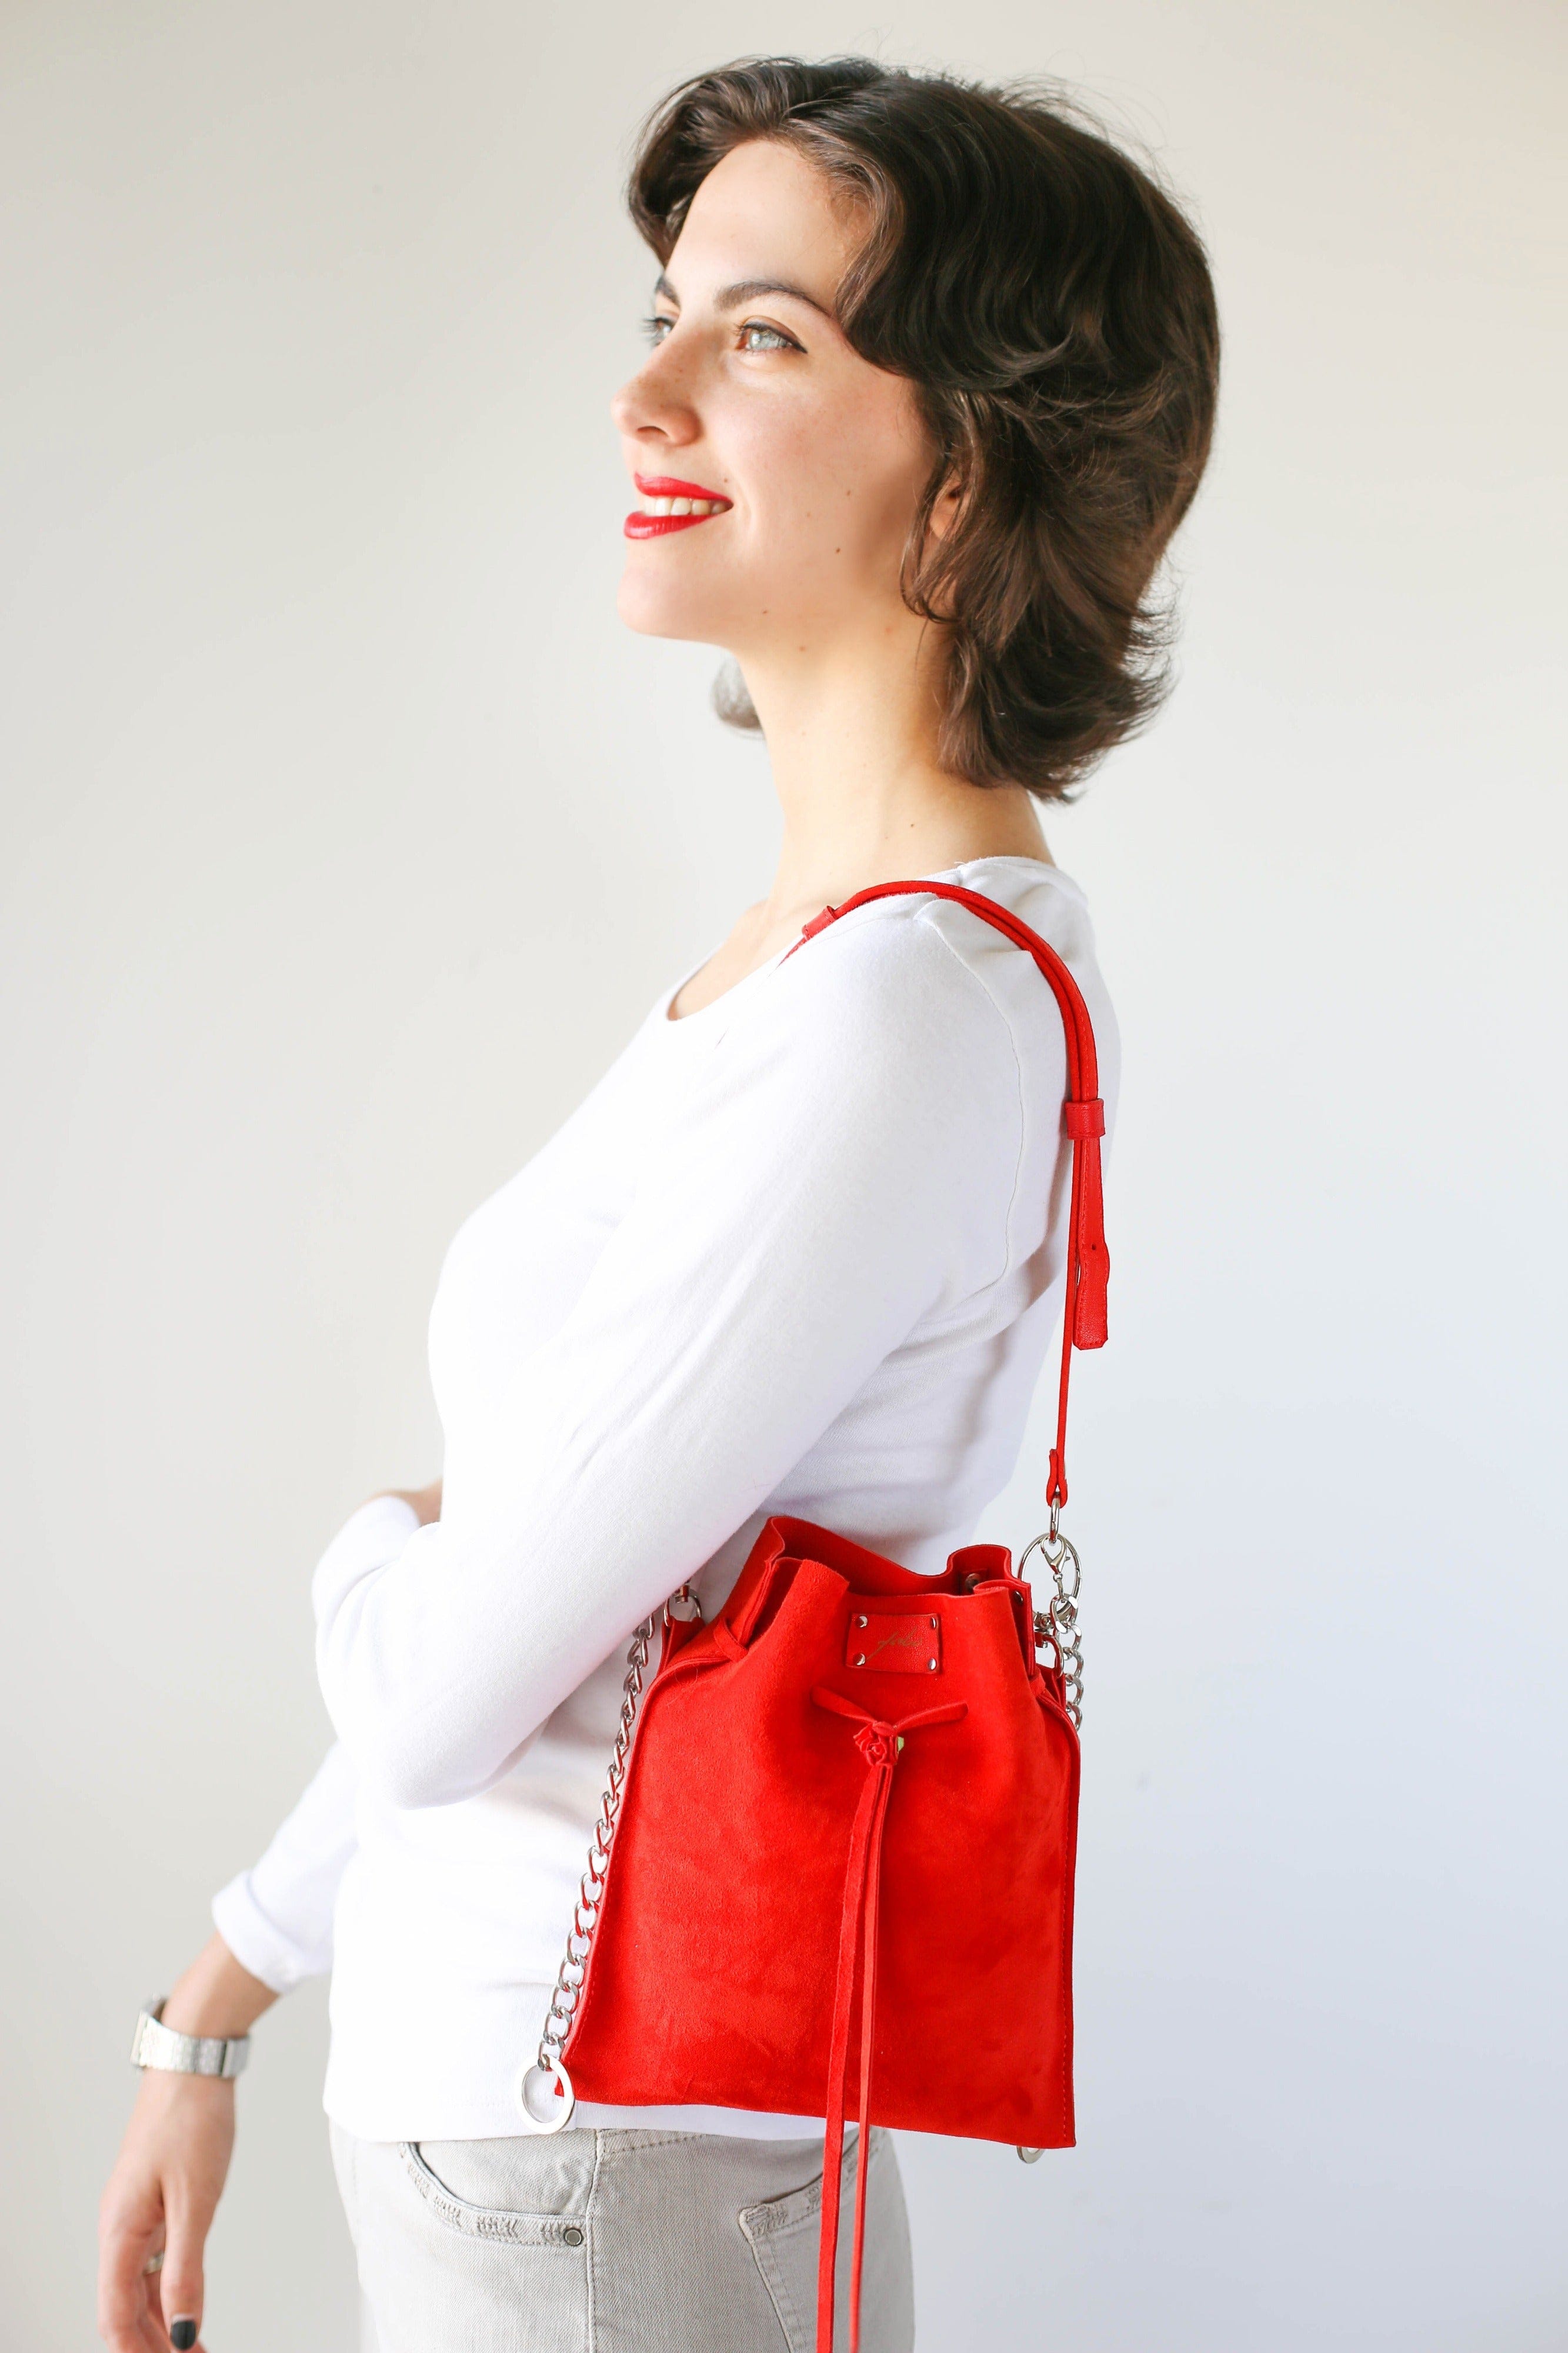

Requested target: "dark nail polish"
[{"left": 171, "top": 2321, "right": 198, "bottom": 2350}]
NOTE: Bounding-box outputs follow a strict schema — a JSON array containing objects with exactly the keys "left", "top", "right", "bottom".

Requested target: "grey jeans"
[{"left": 329, "top": 2119, "right": 916, "bottom": 2352}]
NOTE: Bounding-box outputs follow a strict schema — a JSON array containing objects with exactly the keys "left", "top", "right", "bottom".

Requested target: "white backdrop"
[{"left": 3, "top": 3, "right": 1564, "bottom": 2347}]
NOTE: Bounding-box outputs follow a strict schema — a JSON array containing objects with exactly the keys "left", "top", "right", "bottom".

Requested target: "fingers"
[
  {"left": 148, "top": 2272, "right": 205, "bottom": 2353},
  {"left": 97, "top": 2199, "right": 164, "bottom": 2352},
  {"left": 160, "top": 2196, "right": 211, "bottom": 2352},
  {"left": 97, "top": 2265, "right": 172, "bottom": 2353},
  {"left": 133, "top": 2311, "right": 175, "bottom": 2353}
]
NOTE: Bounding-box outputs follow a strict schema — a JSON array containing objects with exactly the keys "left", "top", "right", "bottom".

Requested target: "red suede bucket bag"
[{"left": 518, "top": 883, "right": 1109, "bottom": 2352}]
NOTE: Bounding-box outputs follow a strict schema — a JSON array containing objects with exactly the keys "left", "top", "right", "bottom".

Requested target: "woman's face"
[{"left": 612, "top": 139, "right": 939, "bottom": 662}]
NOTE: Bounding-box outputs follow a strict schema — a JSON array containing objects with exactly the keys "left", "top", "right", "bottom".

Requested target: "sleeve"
[
  {"left": 313, "top": 924, "right": 1025, "bottom": 1811},
  {"left": 212, "top": 1497, "right": 420, "bottom": 1988}
]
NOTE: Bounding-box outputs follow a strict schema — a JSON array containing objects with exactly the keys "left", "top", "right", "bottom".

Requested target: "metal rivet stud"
[
  {"left": 928, "top": 1659, "right": 938, "bottom": 1671},
  {"left": 562, "top": 2225, "right": 585, "bottom": 2247},
  {"left": 930, "top": 1616, "right": 939, "bottom": 1628},
  {"left": 854, "top": 1654, "right": 866, "bottom": 1667},
  {"left": 856, "top": 1615, "right": 868, "bottom": 1628}
]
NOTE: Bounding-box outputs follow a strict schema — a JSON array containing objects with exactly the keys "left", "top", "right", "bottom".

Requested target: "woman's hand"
[
  {"left": 98, "top": 2072, "right": 233, "bottom": 2352},
  {"left": 375, "top": 1478, "right": 442, "bottom": 1525},
  {"left": 98, "top": 1937, "right": 276, "bottom": 2352}
]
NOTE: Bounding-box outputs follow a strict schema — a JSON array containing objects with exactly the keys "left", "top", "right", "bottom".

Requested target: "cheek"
[{"left": 738, "top": 389, "right": 932, "bottom": 586}]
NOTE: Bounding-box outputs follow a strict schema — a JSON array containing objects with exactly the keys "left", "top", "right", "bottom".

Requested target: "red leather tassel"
[{"left": 809, "top": 1689, "right": 968, "bottom": 2353}]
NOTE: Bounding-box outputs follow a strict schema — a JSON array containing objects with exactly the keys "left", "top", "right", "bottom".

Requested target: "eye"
[
  {"left": 738, "top": 319, "right": 802, "bottom": 354},
  {"left": 642, "top": 313, "right": 676, "bottom": 346}
]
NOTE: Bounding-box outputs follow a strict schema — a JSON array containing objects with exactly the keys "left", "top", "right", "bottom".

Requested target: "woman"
[{"left": 98, "top": 56, "right": 1217, "bottom": 2353}]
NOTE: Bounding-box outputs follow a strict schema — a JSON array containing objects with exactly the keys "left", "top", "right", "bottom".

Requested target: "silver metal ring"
[
  {"left": 1019, "top": 1531, "right": 1065, "bottom": 1579},
  {"left": 519, "top": 2058, "right": 577, "bottom": 2132},
  {"left": 1021, "top": 1525, "right": 1085, "bottom": 1728},
  {"left": 141, "top": 2251, "right": 165, "bottom": 2276}
]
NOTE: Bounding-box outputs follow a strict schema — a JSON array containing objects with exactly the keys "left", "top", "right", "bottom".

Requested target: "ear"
[{"left": 925, "top": 469, "right": 964, "bottom": 547}]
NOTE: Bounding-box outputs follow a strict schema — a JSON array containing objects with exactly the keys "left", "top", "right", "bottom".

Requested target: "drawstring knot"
[{"left": 853, "top": 1725, "right": 898, "bottom": 1769}]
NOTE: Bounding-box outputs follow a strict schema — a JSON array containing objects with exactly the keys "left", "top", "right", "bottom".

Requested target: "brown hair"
[{"left": 629, "top": 58, "right": 1220, "bottom": 800}]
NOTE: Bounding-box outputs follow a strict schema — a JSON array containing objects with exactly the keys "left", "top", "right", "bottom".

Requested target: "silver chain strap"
[
  {"left": 519, "top": 1591, "right": 700, "bottom": 2131},
  {"left": 1019, "top": 1506, "right": 1084, "bottom": 1728},
  {"left": 519, "top": 1613, "right": 654, "bottom": 2129}
]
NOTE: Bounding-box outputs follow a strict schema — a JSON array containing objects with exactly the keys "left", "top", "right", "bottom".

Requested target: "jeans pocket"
[
  {"left": 739, "top": 2128, "right": 906, "bottom": 2353},
  {"left": 738, "top": 2168, "right": 821, "bottom": 2353},
  {"left": 398, "top": 2139, "right": 590, "bottom": 2250}
]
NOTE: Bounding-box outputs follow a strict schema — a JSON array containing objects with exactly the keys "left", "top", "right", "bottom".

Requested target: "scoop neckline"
[{"left": 655, "top": 855, "right": 1077, "bottom": 1028}]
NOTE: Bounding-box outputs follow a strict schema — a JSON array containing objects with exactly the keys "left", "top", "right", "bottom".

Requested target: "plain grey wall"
[{"left": 4, "top": 2, "right": 1564, "bottom": 2347}]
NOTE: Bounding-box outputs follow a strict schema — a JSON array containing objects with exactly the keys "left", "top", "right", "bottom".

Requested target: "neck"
[{"left": 736, "top": 627, "right": 1052, "bottom": 924}]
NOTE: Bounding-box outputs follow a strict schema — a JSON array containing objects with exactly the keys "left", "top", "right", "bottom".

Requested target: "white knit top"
[{"left": 213, "top": 856, "right": 1118, "bottom": 2142}]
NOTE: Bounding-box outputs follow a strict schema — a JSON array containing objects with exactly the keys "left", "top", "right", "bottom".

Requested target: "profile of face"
[{"left": 612, "top": 140, "right": 949, "bottom": 671}]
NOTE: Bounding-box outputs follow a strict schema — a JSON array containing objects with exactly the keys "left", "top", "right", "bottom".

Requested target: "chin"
[{"left": 616, "top": 564, "right": 723, "bottom": 642}]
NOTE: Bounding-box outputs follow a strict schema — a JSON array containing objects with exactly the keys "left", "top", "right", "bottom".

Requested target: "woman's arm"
[
  {"left": 209, "top": 1739, "right": 362, "bottom": 1991},
  {"left": 97, "top": 1937, "right": 276, "bottom": 2352},
  {"left": 374, "top": 1478, "right": 442, "bottom": 1525},
  {"left": 98, "top": 1495, "right": 426, "bottom": 2349},
  {"left": 212, "top": 1499, "right": 425, "bottom": 1987},
  {"left": 314, "top": 919, "right": 1037, "bottom": 1810}
]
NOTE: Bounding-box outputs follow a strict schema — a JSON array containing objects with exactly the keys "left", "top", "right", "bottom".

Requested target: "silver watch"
[{"left": 131, "top": 1998, "right": 251, "bottom": 2079}]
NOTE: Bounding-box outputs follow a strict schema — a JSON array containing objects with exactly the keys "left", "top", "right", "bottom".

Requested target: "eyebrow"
[{"left": 653, "top": 272, "right": 835, "bottom": 321}]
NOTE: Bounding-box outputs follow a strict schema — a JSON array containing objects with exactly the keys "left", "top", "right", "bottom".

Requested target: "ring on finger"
[{"left": 142, "top": 2251, "right": 165, "bottom": 2275}]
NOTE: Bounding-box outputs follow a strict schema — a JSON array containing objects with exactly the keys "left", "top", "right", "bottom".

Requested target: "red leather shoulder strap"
[{"left": 782, "top": 879, "right": 1108, "bottom": 1509}]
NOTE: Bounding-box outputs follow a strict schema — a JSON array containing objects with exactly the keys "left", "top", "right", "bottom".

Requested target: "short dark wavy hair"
[{"left": 629, "top": 58, "right": 1220, "bottom": 801}]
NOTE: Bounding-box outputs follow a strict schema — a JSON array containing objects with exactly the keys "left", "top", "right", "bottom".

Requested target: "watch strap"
[{"left": 131, "top": 1998, "right": 250, "bottom": 2079}]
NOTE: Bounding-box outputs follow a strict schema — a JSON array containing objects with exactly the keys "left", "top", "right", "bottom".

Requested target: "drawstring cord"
[{"left": 809, "top": 1686, "right": 968, "bottom": 2353}]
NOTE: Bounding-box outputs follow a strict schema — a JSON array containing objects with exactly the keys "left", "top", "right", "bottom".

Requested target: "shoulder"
[
  {"left": 758, "top": 864, "right": 1117, "bottom": 1124},
  {"left": 708, "top": 885, "right": 1021, "bottom": 1136},
  {"left": 783, "top": 884, "right": 1019, "bottom": 1034}
]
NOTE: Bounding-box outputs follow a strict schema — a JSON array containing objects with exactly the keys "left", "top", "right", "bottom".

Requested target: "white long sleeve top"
[{"left": 212, "top": 856, "right": 1117, "bottom": 2142}]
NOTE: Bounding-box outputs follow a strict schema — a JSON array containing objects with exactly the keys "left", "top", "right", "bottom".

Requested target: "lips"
[{"left": 625, "top": 473, "right": 733, "bottom": 540}]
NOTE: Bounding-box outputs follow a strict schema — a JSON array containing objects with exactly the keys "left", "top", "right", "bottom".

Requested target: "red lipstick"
[{"left": 625, "top": 474, "right": 733, "bottom": 540}]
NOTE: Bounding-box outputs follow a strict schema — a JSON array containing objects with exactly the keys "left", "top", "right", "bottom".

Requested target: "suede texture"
[{"left": 566, "top": 1514, "right": 1079, "bottom": 2151}]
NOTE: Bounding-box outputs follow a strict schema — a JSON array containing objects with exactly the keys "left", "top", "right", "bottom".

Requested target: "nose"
[{"left": 610, "top": 338, "right": 700, "bottom": 452}]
